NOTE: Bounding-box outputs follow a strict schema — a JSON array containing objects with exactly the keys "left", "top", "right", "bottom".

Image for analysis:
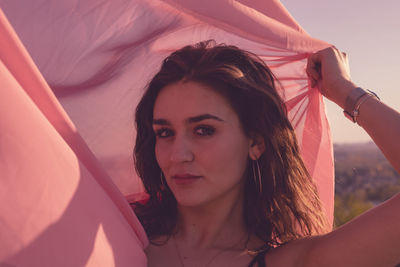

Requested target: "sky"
[{"left": 280, "top": 0, "right": 400, "bottom": 144}]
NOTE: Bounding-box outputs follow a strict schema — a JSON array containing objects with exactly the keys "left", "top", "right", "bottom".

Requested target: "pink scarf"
[{"left": 0, "top": 1, "right": 333, "bottom": 266}]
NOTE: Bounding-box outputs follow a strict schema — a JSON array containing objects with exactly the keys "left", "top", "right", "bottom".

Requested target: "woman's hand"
[{"left": 306, "top": 46, "right": 357, "bottom": 109}]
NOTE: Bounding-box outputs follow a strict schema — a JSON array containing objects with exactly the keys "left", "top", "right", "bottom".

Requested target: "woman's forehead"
[{"left": 153, "top": 81, "right": 237, "bottom": 123}]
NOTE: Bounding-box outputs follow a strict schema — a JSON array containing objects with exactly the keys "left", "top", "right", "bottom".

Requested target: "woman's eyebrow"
[
  {"left": 187, "top": 114, "right": 225, "bottom": 123},
  {"left": 152, "top": 113, "right": 225, "bottom": 125}
]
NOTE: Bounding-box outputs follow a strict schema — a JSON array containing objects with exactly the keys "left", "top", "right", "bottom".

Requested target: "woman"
[{"left": 132, "top": 40, "right": 400, "bottom": 266}]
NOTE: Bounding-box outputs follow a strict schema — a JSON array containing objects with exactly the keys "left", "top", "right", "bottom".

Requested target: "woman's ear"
[{"left": 249, "top": 134, "right": 265, "bottom": 160}]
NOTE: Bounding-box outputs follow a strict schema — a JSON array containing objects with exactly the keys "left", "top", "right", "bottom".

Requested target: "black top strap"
[{"left": 247, "top": 245, "right": 272, "bottom": 267}]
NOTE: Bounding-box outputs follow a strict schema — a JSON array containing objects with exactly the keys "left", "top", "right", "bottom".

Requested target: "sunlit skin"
[
  {"left": 147, "top": 79, "right": 317, "bottom": 267},
  {"left": 149, "top": 80, "right": 268, "bottom": 266},
  {"left": 153, "top": 80, "right": 261, "bottom": 209},
  {"left": 146, "top": 47, "right": 400, "bottom": 267}
]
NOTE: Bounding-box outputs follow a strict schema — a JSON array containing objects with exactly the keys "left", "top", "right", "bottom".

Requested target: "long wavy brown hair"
[{"left": 132, "top": 40, "right": 330, "bottom": 246}]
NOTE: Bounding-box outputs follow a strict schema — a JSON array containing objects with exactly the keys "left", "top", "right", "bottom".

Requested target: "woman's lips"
[{"left": 172, "top": 175, "right": 202, "bottom": 185}]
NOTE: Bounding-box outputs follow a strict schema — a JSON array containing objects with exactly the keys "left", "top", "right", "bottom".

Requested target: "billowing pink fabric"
[{"left": 0, "top": 0, "right": 334, "bottom": 266}]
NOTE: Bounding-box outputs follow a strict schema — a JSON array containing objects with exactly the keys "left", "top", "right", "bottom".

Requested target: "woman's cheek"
[{"left": 155, "top": 141, "right": 168, "bottom": 168}]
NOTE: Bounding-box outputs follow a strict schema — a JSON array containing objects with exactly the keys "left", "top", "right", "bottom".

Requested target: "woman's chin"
[
  {"left": 174, "top": 193, "right": 209, "bottom": 208},
  {"left": 171, "top": 189, "right": 212, "bottom": 208}
]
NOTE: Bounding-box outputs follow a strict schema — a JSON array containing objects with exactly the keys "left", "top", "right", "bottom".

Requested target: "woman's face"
[{"left": 152, "top": 80, "right": 254, "bottom": 207}]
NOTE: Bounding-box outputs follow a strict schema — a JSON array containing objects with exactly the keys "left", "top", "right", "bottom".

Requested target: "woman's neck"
[{"left": 175, "top": 186, "right": 247, "bottom": 250}]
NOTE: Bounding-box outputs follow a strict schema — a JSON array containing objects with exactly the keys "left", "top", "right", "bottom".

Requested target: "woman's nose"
[{"left": 169, "top": 135, "right": 194, "bottom": 163}]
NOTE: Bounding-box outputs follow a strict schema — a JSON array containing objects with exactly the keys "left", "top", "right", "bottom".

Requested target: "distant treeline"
[{"left": 333, "top": 142, "right": 400, "bottom": 227}]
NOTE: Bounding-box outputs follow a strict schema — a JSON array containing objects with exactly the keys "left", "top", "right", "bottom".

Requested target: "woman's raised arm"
[
  {"left": 307, "top": 47, "right": 400, "bottom": 173},
  {"left": 303, "top": 47, "right": 400, "bottom": 267}
]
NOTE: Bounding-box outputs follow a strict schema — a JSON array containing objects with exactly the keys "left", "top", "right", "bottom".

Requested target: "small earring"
[
  {"left": 252, "top": 159, "right": 262, "bottom": 193},
  {"left": 160, "top": 172, "right": 166, "bottom": 188}
]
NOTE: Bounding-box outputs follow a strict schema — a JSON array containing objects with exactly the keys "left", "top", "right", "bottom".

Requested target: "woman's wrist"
[
  {"left": 341, "top": 86, "right": 380, "bottom": 123},
  {"left": 355, "top": 96, "right": 381, "bottom": 128},
  {"left": 329, "top": 80, "right": 358, "bottom": 109}
]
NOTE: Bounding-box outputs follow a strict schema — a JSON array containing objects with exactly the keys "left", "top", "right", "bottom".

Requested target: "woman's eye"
[
  {"left": 195, "top": 126, "right": 215, "bottom": 136},
  {"left": 155, "top": 128, "right": 174, "bottom": 138}
]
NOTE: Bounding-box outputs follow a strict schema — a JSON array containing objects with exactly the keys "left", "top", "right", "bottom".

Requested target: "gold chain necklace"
[{"left": 172, "top": 233, "right": 247, "bottom": 267}]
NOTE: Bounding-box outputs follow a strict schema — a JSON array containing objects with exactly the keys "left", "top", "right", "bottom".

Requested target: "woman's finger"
[{"left": 306, "top": 53, "right": 321, "bottom": 82}]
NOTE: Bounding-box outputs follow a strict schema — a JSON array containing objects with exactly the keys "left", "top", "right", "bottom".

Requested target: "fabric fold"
[{"left": 0, "top": 0, "right": 334, "bottom": 265}]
